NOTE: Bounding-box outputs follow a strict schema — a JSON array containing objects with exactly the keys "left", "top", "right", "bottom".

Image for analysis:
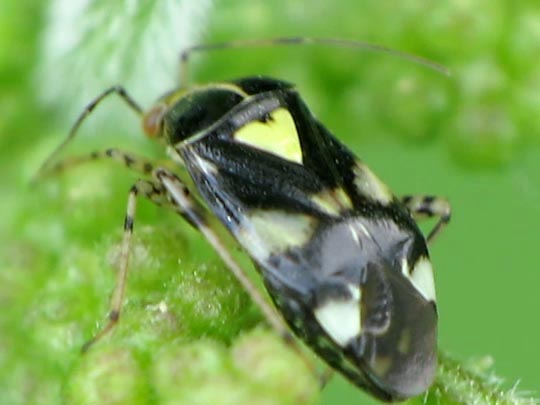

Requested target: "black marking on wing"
[
  {"left": 346, "top": 263, "right": 438, "bottom": 399},
  {"left": 361, "top": 262, "right": 392, "bottom": 334},
  {"left": 179, "top": 89, "right": 340, "bottom": 225},
  {"left": 188, "top": 140, "right": 326, "bottom": 215},
  {"left": 179, "top": 85, "right": 428, "bottom": 247}
]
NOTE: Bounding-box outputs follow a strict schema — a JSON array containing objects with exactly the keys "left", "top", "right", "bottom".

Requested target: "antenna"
[{"left": 179, "top": 37, "right": 450, "bottom": 85}]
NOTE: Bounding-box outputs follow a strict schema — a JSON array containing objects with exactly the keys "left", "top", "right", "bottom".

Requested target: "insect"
[{"left": 36, "top": 38, "right": 451, "bottom": 402}]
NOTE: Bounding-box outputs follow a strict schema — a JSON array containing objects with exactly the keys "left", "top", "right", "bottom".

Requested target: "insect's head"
[{"left": 142, "top": 84, "right": 246, "bottom": 146}]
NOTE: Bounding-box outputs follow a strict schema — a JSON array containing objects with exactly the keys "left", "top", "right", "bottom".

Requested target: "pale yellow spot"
[
  {"left": 250, "top": 210, "right": 314, "bottom": 250},
  {"left": 314, "top": 285, "right": 362, "bottom": 347},
  {"left": 352, "top": 162, "right": 393, "bottom": 205},
  {"left": 236, "top": 210, "right": 316, "bottom": 261},
  {"left": 400, "top": 257, "right": 410, "bottom": 276},
  {"left": 235, "top": 108, "right": 302, "bottom": 164},
  {"left": 410, "top": 257, "right": 436, "bottom": 302},
  {"left": 398, "top": 328, "right": 411, "bottom": 354},
  {"left": 334, "top": 188, "right": 353, "bottom": 209},
  {"left": 311, "top": 188, "right": 353, "bottom": 216},
  {"left": 311, "top": 193, "right": 341, "bottom": 216},
  {"left": 371, "top": 355, "right": 393, "bottom": 377}
]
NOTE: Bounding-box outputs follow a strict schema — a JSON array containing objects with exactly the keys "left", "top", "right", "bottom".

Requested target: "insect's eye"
[
  {"left": 143, "top": 103, "right": 168, "bottom": 139},
  {"left": 163, "top": 89, "right": 244, "bottom": 144}
]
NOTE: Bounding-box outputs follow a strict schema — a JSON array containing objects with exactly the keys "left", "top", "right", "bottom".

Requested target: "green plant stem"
[{"left": 419, "top": 352, "right": 538, "bottom": 404}]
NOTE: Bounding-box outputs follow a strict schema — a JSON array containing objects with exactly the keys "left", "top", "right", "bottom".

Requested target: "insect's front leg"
[
  {"left": 401, "top": 195, "right": 451, "bottom": 244},
  {"left": 34, "top": 86, "right": 143, "bottom": 181},
  {"left": 35, "top": 148, "right": 156, "bottom": 180}
]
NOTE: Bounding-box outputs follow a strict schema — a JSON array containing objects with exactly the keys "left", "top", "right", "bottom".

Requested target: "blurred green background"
[{"left": 1, "top": 1, "right": 539, "bottom": 404}]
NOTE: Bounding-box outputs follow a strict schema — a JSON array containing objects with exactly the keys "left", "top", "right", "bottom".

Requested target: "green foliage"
[
  {"left": 426, "top": 353, "right": 538, "bottom": 405},
  {"left": 64, "top": 329, "right": 318, "bottom": 405}
]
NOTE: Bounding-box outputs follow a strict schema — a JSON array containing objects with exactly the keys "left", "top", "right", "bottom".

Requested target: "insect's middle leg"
[{"left": 401, "top": 195, "right": 451, "bottom": 244}]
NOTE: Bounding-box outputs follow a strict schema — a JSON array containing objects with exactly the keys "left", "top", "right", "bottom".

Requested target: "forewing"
[{"left": 177, "top": 89, "right": 353, "bottom": 292}]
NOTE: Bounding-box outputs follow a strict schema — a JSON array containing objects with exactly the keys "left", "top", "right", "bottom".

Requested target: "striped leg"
[
  {"left": 34, "top": 86, "right": 143, "bottom": 181},
  {"left": 83, "top": 168, "right": 320, "bottom": 384},
  {"left": 81, "top": 179, "right": 166, "bottom": 352},
  {"left": 154, "top": 169, "right": 297, "bottom": 338},
  {"left": 151, "top": 169, "right": 322, "bottom": 381},
  {"left": 35, "top": 148, "right": 156, "bottom": 180},
  {"left": 401, "top": 195, "right": 451, "bottom": 244}
]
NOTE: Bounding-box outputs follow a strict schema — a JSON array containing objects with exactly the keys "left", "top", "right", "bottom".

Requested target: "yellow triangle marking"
[{"left": 235, "top": 108, "right": 302, "bottom": 164}]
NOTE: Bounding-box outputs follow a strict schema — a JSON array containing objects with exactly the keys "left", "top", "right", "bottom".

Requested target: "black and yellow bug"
[{"left": 37, "top": 38, "right": 451, "bottom": 402}]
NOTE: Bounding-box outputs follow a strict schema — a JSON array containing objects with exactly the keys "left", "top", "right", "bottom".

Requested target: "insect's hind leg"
[
  {"left": 153, "top": 169, "right": 325, "bottom": 384},
  {"left": 154, "top": 169, "right": 289, "bottom": 332},
  {"left": 401, "top": 195, "right": 451, "bottom": 244},
  {"left": 81, "top": 178, "right": 167, "bottom": 352},
  {"left": 82, "top": 167, "right": 323, "bottom": 385}
]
